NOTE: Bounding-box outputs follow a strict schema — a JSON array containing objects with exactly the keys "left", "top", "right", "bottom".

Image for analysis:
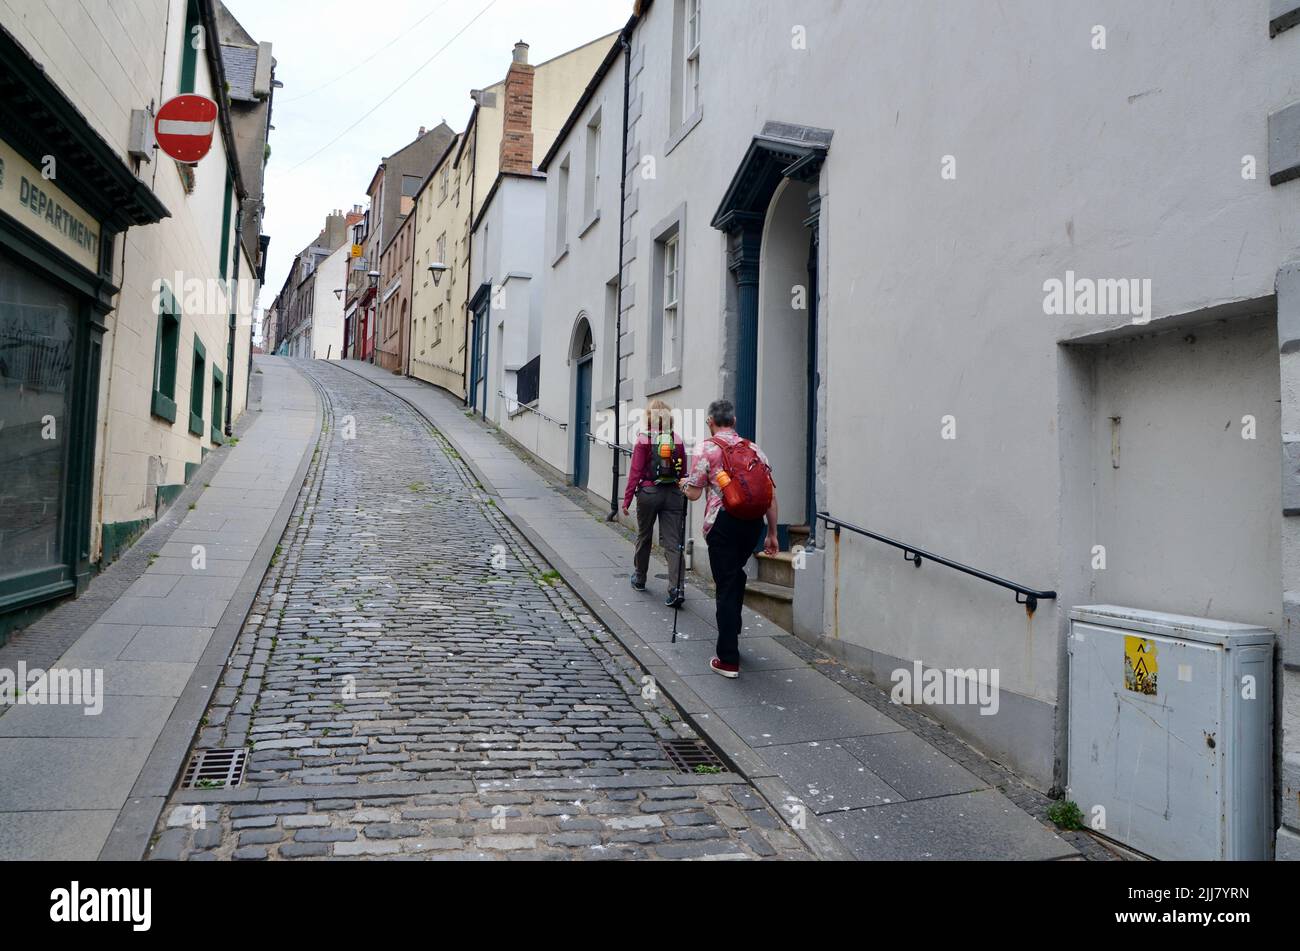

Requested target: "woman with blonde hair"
[{"left": 623, "top": 398, "right": 688, "bottom": 607}]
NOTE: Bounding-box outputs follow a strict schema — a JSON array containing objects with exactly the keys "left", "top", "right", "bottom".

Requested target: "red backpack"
[{"left": 710, "top": 437, "right": 774, "bottom": 521}]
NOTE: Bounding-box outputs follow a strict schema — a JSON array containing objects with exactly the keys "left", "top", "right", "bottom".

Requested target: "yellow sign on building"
[{"left": 1124, "top": 635, "right": 1158, "bottom": 696}]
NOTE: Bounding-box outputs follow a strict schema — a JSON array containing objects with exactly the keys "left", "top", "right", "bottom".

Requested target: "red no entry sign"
[{"left": 155, "top": 95, "right": 218, "bottom": 163}]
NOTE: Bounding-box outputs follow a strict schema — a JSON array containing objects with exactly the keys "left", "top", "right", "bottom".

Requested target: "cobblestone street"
[{"left": 150, "top": 363, "right": 808, "bottom": 861}]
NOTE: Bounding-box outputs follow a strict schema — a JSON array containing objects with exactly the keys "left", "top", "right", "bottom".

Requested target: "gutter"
[{"left": 199, "top": 0, "right": 247, "bottom": 203}]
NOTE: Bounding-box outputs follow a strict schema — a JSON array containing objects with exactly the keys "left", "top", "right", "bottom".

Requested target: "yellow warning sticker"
[{"left": 1124, "top": 636, "right": 1158, "bottom": 696}]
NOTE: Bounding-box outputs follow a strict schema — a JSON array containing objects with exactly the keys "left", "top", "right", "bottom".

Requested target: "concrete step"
[
  {"left": 757, "top": 551, "right": 797, "bottom": 587},
  {"left": 745, "top": 580, "right": 794, "bottom": 632}
]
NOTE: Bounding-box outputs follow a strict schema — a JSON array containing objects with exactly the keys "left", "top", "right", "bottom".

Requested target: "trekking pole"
[{"left": 672, "top": 493, "right": 689, "bottom": 644}]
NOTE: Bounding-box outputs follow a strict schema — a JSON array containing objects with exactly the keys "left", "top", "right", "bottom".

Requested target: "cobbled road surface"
[{"left": 151, "top": 362, "right": 809, "bottom": 861}]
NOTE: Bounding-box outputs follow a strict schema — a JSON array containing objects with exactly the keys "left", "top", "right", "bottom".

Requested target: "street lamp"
[
  {"left": 428, "top": 262, "right": 448, "bottom": 287},
  {"left": 366, "top": 271, "right": 380, "bottom": 364}
]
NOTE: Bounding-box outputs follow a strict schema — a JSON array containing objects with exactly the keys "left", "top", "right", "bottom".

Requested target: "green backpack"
[{"left": 650, "top": 431, "right": 681, "bottom": 484}]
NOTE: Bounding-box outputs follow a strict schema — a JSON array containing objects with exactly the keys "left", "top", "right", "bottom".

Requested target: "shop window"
[
  {"left": 152, "top": 283, "right": 181, "bottom": 422},
  {"left": 0, "top": 253, "right": 76, "bottom": 583},
  {"left": 189, "top": 337, "right": 206, "bottom": 436}
]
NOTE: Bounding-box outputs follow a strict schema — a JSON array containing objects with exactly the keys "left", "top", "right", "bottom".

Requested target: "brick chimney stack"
[{"left": 499, "top": 41, "right": 535, "bottom": 175}]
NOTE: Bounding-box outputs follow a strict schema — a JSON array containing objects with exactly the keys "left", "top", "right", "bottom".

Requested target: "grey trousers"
[{"left": 633, "top": 484, "right": 686, "bottom": 587}]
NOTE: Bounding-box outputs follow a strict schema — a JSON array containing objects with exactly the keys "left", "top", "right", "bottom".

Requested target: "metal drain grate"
[
  {"left": 181, "top": 748, "right": 248, "bottom": 790},
  {"left": 660, "top": 738, "right": 727, "bottom": 774}
]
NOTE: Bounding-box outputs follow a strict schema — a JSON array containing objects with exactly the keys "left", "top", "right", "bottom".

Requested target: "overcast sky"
[{"left": 223, "top": 0, "right": 631, "bottom": 325}]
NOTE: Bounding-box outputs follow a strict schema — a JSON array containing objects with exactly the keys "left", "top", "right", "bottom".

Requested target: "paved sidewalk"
[
  {"left": 337, "top": 360, "right": 1081, "bottom": 861},
  {"left": 0, "top": 357, "right": 319, "bottom": 860}
]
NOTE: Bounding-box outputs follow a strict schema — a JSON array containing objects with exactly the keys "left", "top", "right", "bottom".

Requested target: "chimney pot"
[
  {"left": 513, "top": 41, "right": 529, "bottom": 65},
  {"left": 419, "top": 126, "right": 426, "bottom": 136}
]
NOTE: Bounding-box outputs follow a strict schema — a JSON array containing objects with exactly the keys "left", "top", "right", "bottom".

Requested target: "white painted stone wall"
[
  {"left": 473, "top": 175, "right": 548, "bottom": 438},
  {"left": 310, "top": 245, "right": 348, "bottom": 360}
]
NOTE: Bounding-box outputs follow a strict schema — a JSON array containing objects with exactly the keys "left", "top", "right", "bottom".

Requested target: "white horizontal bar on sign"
[{"left": 157, "top": 119, "right": 215, "bottom": 136}]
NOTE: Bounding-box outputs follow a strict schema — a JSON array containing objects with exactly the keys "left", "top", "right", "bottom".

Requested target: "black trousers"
[{"left": 706, "top": 511, "right": 766, "bottom": 667}]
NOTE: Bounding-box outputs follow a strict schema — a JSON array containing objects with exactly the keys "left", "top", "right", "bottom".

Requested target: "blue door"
[{"left": 574, "top": 358, "right": 592, "bottom": 487}]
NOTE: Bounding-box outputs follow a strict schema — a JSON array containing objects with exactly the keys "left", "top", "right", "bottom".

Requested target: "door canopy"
[{"left": 711, "top": 121, "right": 832, "bottom": 234}]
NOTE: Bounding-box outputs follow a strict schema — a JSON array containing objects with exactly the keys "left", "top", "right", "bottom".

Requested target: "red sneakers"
[{"left": 710, "top": 658, "right": 740, "bottom": 679}]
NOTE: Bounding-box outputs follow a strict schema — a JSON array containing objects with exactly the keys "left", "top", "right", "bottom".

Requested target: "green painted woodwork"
[
  {"left": 189, "top": 335, "right": 206, "bottom": 436},
  {"left": 210, "top": 364, "right": 225, "bottom": 445},
  {"left": 152, "top": 281, "right": 181, "bottom": 422},
  {"left": 179, "top": 0, "right": 202, "bottom": 94}
]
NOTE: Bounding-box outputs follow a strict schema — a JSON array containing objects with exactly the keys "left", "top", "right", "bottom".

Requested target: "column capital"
[{"left": 722, "top": 212, "right": 764, "bottom": 282}]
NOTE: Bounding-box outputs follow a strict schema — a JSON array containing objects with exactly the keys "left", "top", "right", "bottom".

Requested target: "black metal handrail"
[
  {"left": 586, "top": 431, "right": 634, "bottom": 458},
  {"left": 498, "top": 391, "right": 567, "bottom": 430},
  {"left": 816, "top": 512, "right": 1057, "bottom": 612}
]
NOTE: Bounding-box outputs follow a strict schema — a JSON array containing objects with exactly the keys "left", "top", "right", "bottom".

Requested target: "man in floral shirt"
[{"left": 682, "top": 400, "right": 779, "bottom": 679}]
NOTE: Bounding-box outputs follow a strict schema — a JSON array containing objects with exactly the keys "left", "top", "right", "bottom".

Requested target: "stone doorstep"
[{"left": 328, "top": 360, "right": 851, "bottom": 861}]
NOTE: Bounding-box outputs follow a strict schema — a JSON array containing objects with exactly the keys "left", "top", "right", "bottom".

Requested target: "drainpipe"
[
  {"left": 608, "top": 31, "right": 632, "bottom": 522},
  {"left": 226, "top": 212, "right": 241, "bottom": 436}
]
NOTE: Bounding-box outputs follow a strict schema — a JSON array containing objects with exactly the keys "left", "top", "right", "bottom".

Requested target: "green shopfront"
[{"left": 0, "top": 26, "right": 167, "bottom": 640}]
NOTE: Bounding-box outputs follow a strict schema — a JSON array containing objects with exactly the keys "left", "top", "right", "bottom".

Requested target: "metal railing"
[
  {"left": 498, "top": 391, "right": 567, "bottom": 430},
  {"left": 816, "top": 512, "right": 1057, "bottom": 612},
  {"left": 586, "top": 431, "right": 633, "bottom": 458}
]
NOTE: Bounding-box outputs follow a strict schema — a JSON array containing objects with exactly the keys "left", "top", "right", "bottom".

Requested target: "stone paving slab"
[
  {"left": 716, "top": 697, "right": 907, "bottom": 747},
  {"left": 0, "top": 737, "right": 156, "bottom": 812},
  {"left": 838, "top": 731, "right": 987, "bottom": 800},
  {"left": 0, "top": 811, "right": 120, "bottom": 862},
  {"left": 759, "top": 740, "right": 904, "bottom": 815},
  {"left": 0, "top": 695, "right": 176, "bottom": 739},
  {"left": 822, "top": 788, "right": 1078, "bottom": 861},
  {"left": 649, "top": 635, "right": 805, "bottom": 672}
]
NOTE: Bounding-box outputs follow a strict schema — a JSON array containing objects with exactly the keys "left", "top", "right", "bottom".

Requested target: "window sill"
[
  {"left": 152, "top": 391, "right": 177, "bottom": 424},
  {"left": 551, "top": 244, "right": 570, "bottom": 268},
  {"left": 646, "top": 369, "right": 682, "bottom": 396},
  {"left": 579, "top": 211, "right": 601, "bottom": 239},
  {"left": 188, "top": 412, "right": 204, "bottom": 437},
  {"left": 665, "top": 107, "right": 703, "bottom": 157}
]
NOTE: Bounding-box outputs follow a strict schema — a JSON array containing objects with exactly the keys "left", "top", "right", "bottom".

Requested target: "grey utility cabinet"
[{"left": 1067, "top": 605, "right": 1274, "bottom": 860}]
